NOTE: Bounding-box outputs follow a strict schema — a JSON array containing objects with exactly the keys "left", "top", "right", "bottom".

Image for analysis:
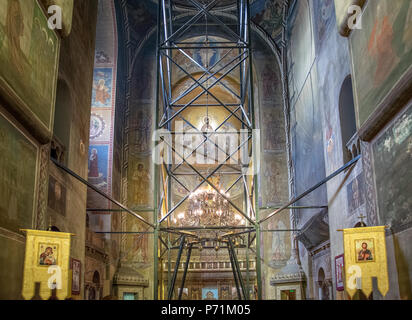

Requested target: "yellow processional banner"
[
  {"left": 21, "top": 230, "right": 74, "bottom": 300},
  {"left": 342, "top": 226, "right": 389, "bottom": 298}
]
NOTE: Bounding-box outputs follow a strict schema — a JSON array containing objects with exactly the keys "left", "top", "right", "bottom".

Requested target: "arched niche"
[
  {"left": 339, "top": 75, "right": 357, "bottom": 163},
  {"left": 52, "top": 79, "right": 73, "bottom": 164}
]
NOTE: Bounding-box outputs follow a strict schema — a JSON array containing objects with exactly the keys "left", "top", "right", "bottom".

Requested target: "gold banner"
[
  {"left": 343, "top": 226, "right": 389, "bottom": 298},
  {"left": 21, "top": 230, "right": 74, "bottom": 300}
]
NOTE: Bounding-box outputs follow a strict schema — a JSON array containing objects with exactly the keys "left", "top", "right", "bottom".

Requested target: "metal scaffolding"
[{"left": 154, "top": 0, "right": 261, "bottom": 300}]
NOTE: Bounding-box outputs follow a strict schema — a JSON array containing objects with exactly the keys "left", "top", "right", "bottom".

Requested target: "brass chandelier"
[{"left": 173, "top": 185, "right": 246, "bottom": 227}]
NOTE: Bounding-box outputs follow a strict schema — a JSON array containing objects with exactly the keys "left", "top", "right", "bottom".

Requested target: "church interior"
[{"left": 0, "top": 0, "right": 411, "bottom": 301}]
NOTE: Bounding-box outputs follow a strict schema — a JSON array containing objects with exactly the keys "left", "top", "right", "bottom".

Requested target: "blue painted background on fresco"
[{"left": 88, "top": 145, "right": 109, "bottom": 180}]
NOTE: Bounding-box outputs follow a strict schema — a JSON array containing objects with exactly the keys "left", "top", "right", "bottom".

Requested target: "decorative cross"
[{"left": 358, "top": 214, "right": 367, "bottom": 226}]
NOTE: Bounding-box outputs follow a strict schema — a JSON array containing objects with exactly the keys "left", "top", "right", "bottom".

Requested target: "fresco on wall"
[
  {"left": 350, "top": 0, "right": 412, "bottom": 129},
  {"left": 127, "top": 0, "right": 156, "bottom": 37},
  {"left": 291, "top": 77, "right": 328, "bottom": 226},
  {"left": 313, "top": 0, "right": 335, "bottom": 48},
  {"left": 128, "top": 157, "right": 152, "bottom": 208},
  {"left": 262, "top": 154, "right": 288, "bottom": 206},
  {"left": 251, "top": 0, "right": 284, "bottom": 39},
  {"left": 373, "top": 105, "right": 412, "bottom": 232},
  {"left": 128, "top": 221, "right": 149, "bottom": 264},
  {"left": 268, "top": 217, "right": 290, "bottom": 268},
  {"left": 124, "top": 212, "right": 152, "bottom": 268},
  {"left": 88, "top": 145, "right": 109, "bottom": 183},
  {"left": 0, "top": 0, "right": 59, "bottom": 132},
  {"left": 92, "top": 68, "right": 113, "bottom": 108},
  {"left": 90, "top": 111, "right": 110, "bottom": 142},
  {"left": 48, "top": 176, "right": 66, "bottom": 217},
  {"left": 131, "top": 109, "right": 152, "bottom": 155},
  {"left": 287, "top": 0, "right": 315, "bottom": 105},
  {"left": 94, "top": 0, "right": 116, "bottom": 65},
  {"left": 346, "top": 173, "right": 365, "bottom": 217},
  {"left": 0, "top": 113, "right": 38, "bottom": 233},
  {"left": 262, "top": 106, "right": 285, "bottom": 152}
]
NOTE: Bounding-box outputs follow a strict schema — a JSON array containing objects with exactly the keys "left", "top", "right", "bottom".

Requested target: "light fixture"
[{"left": 173, "top": 183, "right": 245, "bottom": 228}]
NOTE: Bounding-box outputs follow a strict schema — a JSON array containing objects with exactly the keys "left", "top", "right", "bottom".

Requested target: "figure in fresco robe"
[
  {"left": 262, "top": 65, "right": 276, "bottom": 99},
  {"left": 93, "top": 79, "right": 111, "bottom": 105},
  {"left": 132, "top": 163, "right": 150, "bottom": 205},
  {"left": 30, "top": 15, "right": 55, "bottom": 102},
  {"left": 253, "top": 0, "right": 283, "bottom": 38},
  {"left": 263, "top": 110, "right": 284, "bottom": 151},
  {"left": 135, "top": 111, "right": 151, "bottom": 153},
  {"left": 264, "top": 161, "right": 281, "bottom": 204},
  {"left": 368, "top": 16, "right": 399, "bottom": 87},
  {"left": 6, "top": 0, "right": 25, "bottom": 74},
  {"left": 131, "top": 222, "right": 148, "bottom": 263},
  {"left": 89, "top": 149, "right": 99, "bottom": 178},
  {"left": 271, "top": 220, "right": 287, "bottom": 261}
]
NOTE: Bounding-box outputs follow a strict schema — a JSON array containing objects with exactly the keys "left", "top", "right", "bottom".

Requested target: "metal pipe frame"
[
  {"left": 178, "top": 243, "right": 193, "bottom": 300},
  {"left": 228, "top": 236, "right": 247, "bottom": 299},
  {"left": 228, "top": 243, "right": 242, "bottom": 300},
  {"left": 167, "top": 236, "right": 186, "bottom": 300}
]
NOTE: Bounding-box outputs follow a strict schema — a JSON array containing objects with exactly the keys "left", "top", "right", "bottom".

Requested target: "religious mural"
[
  {"left": 259, "top": 208, "right": 291, "bottom": 271},
  {"left": 373, "top": 105, "right": 412, "bottom": 232},
  {"left": 287, "top": 0, "right": 315, "bottom": 106},
  {"left": 291, "top": 76, "right": 327, "bottom": 226},
  {"left": 346, "top": 173, "right": 365, "bottom": 217},
  {"left": 312, "top": 0, "right": 335, "bottom": 49},
  {"left": 251, "top": 0, "right": 284, "bottom": 40},
  {"left": 0, "top": 112, "right": 38, "bottom": 234},
  {"left": 89, "top": 112, "right": 108, "bottom": 142},
  {"left": 88, "top": 145, "right": 109, "bottom": 190},
  {"left": 0, "top": 0, "right": 60, "bottom": 132},
  {"left": 130, "top": 161, "right": 151, "bottom": 207},
  {"left": 47, "top": 175, "right": 66, "bottom": 217},
  {"left": 350, "top": 0, "right": 412, "bottom": 129},
  {"left": 88, "top": 0, "right": 118, "bottom": 215},
  {"left": 92, "top": 68, "right": 113, "bottom": 108},
  {"left": 124, "top": 215, "right": 151, "bottom": 266},
  {"left": 262, "top": 154, "right": 288, "bottom": 206},
  {"left": 131, "top": 109, "right": 152, "bottom": 155}
]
